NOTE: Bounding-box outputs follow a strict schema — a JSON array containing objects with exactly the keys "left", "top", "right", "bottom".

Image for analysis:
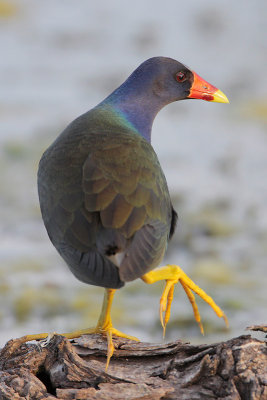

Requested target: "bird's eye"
[{"left": 176, "top": 71, "right": 186, "bottom": 82}]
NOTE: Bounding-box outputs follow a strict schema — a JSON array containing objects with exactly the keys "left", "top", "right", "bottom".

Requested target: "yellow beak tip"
[{"left": 212, "top": 89, "right": 229, "bottom": 104}]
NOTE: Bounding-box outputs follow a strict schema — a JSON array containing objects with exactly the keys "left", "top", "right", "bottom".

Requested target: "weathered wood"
[{"left": 0, "top": 327, "right": 266, "bottom": 400}]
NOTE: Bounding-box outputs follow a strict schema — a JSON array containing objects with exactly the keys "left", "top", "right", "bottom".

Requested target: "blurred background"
[{"left": 0, "top": 0, "right": 266, "bottom": 347}]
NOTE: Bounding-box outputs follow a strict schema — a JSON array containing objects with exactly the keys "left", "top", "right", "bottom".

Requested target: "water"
[{"left": 0, "top": 0, "right": 266, "bottom": 347}]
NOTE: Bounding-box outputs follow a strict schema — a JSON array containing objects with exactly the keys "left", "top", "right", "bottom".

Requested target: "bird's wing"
[{"left": 82, "top": 132, "right": 172, "bottom": 281}]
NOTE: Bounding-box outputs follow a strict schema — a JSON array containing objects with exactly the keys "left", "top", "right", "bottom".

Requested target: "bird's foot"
[
  {"left": 142, "top": 264, "right": 228, "bottom": 337},
  {"left": 15, "top": 326, "right": 138, "bottom": 371}
]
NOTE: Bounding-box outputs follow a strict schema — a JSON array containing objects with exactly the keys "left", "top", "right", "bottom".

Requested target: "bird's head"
[{"left": 135, "top": 57, "right": 229, "bottom": 105}]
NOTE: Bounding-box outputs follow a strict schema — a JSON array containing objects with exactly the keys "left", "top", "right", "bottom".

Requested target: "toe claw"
[
  {"left": 198, "top": 321, "right": 204, "bottom": 336},
  {"left": 40, "top": 332, "right": 56, "bottom": 347},
  {"left": 223, "top": 314, "right": 229, "bottom": 328}
]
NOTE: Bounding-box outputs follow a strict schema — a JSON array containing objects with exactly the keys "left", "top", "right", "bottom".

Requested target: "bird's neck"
[{"left": 98, "top": 77, "right": 164, "bottom": 143}]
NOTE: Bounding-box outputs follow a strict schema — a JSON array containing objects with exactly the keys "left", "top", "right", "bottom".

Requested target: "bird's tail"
[{"left": 58, "top": 243, "right": 125, "bottom": 289}]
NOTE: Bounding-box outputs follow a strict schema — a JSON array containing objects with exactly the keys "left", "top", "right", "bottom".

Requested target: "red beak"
[{"left": 188, "top": 71, "right": 229, "bottom": 103}]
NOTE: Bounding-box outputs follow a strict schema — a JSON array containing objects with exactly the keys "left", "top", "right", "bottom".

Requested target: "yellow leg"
[
  {"left": 16, "top": 288, "right": 139, "bottom": 371},
  {"left": 142, "top": 264, "right": 228, "bottom": 336}
]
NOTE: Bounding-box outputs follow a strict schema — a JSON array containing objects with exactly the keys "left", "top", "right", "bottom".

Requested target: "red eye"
[{"left": 176, "top": 71, "right": 186, "bottom": 82}]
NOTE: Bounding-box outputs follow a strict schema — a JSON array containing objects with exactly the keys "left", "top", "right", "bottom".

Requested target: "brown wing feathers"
[{"left": 80, "top": 134, "right": 172, "bottom": 281}]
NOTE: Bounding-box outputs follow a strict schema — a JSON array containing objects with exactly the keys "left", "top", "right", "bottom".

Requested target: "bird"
[{"left": 24, "top": 57, "right": 229, "bottom": 369}]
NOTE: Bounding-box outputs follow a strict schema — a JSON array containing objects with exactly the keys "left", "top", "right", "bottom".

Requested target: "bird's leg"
[
  {"left": 142, "top": 264, "right": 228, "bottom": 336},
  {"left": 15, "top": 288, "right": 138, "bottom": 371}
]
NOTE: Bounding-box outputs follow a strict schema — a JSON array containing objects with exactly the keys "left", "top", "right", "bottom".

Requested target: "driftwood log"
[{"left": 0, "top": 326, "right": 266, "bottom": 400}]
